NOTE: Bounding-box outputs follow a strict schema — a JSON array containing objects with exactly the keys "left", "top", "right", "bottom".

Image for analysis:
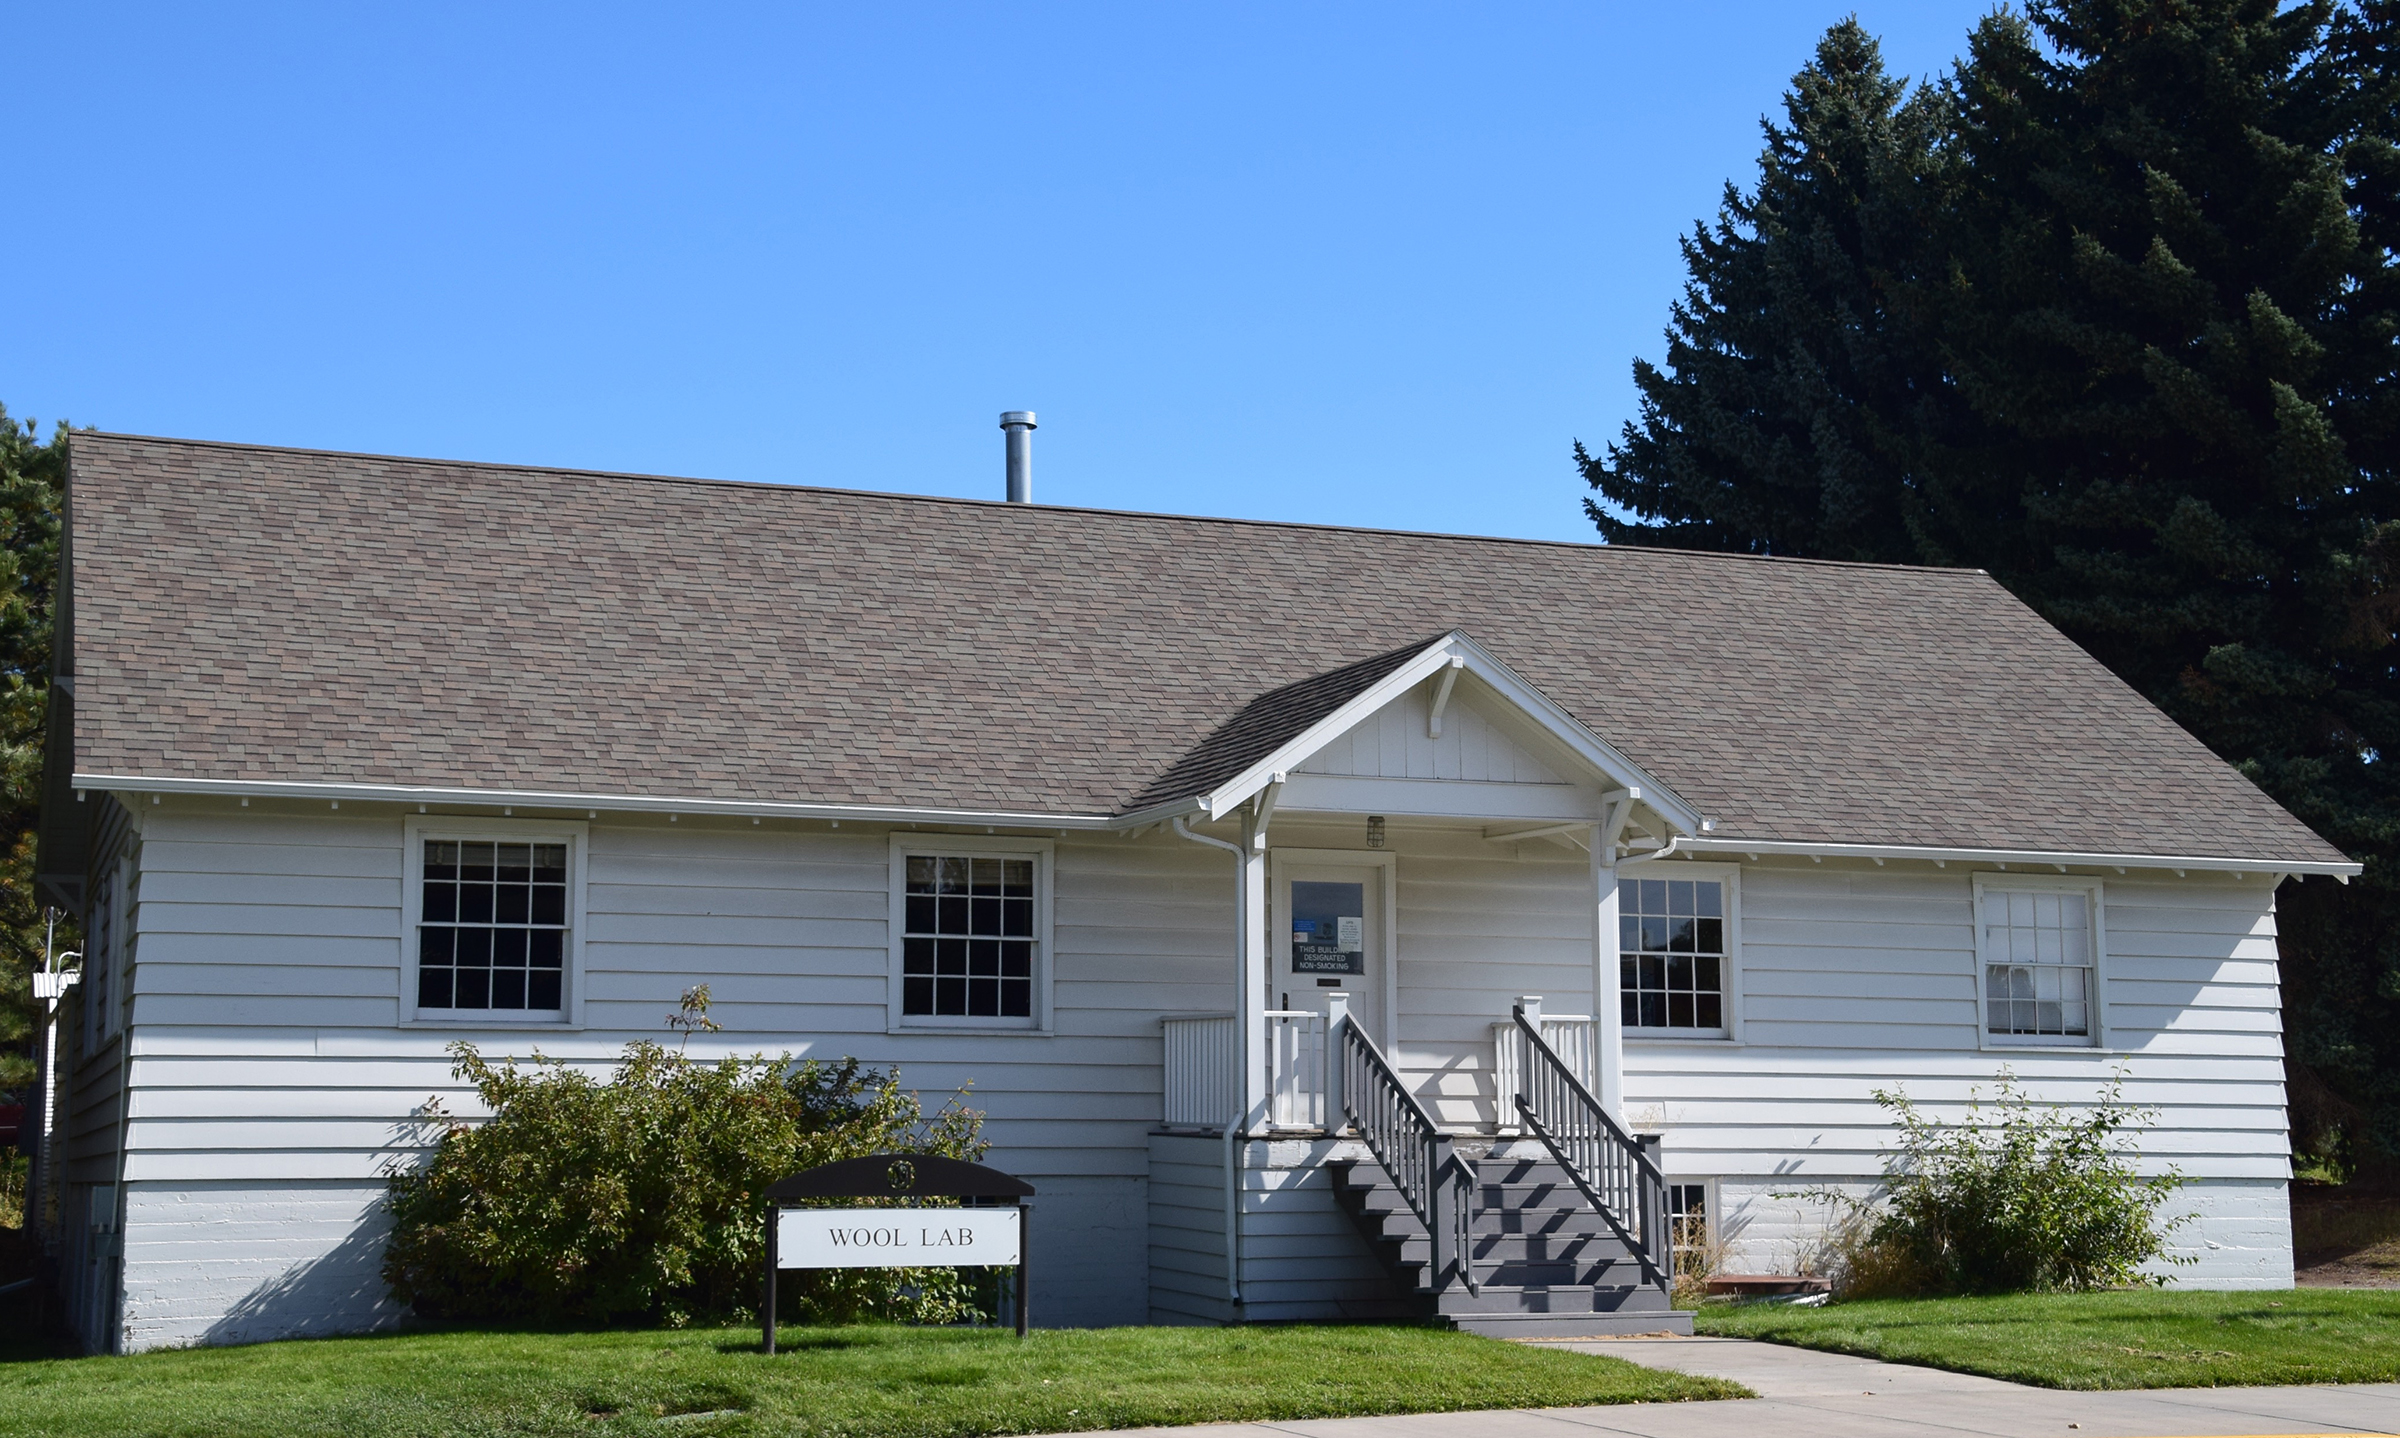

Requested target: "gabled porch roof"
[{"left": 1126, "top": 631, "right": 1700, "bottom": 839}]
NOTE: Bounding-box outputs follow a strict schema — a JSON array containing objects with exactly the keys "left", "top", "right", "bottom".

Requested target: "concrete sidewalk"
[{"left": 1088, "top": 1335, "right": 2400, "bottom": 1438}]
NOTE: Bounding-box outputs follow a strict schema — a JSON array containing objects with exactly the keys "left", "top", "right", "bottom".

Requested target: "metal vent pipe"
[{"left": 1000, "top": 411, "right": 1036, "bottom": 503}]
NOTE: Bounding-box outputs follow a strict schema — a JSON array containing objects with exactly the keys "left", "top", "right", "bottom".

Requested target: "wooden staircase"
[
  {"left": 1329, "top": 1147, "right": 1689, "bottom": 1336},
  {"left": 1326, "top": 1004, "right": 1691, "bottom": 1337}
]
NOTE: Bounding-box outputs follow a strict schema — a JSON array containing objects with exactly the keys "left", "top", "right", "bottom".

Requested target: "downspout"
[{"left": 1172, "top": 813, "right": 1249, "bottom": 1309}]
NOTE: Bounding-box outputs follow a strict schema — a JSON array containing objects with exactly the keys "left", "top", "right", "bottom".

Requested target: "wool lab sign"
[
  {"left": 762, "top": 1154, "right": 1035, "bottom": 1350},
  {"left": 777, "top": 1208, "right": 1021, "bottom": 1268}
]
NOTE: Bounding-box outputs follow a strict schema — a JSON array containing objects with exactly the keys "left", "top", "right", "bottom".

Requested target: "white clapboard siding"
[
  {"left": 105, "top": 802, "right": 1240, "bottom": 1344},
  {"left": 1628, "top": 867, "right": 2290, "bottom": 1179},
  {"left": 1148, "top": 1133, "right": 1235, "bottom": 1325},
  {"left": 97, "top": 796, "right": 2304, "bottom": 1347},
  {"left": 122, "top": 810, "right": 1239, "bottom": 1175}
]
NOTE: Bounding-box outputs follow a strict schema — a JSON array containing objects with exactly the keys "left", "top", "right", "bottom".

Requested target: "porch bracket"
[
  {"left": 1426, "top": 657, "right": 1465, "bottom": 738},
  {"left": 1250, "top": 774, "right": 1285, "bottom": 852}
]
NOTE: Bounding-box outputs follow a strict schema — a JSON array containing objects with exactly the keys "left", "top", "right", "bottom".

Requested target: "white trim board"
[
  {"left": 79, "top": 773, "right": 1131, "bottom": 831},
  {"left": 1676, "top": 836, "right": 2356, "bottom": 879}
]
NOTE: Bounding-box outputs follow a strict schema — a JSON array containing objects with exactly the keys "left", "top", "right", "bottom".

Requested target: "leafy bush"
[
  {"left": 383, "top": 989, "right": 987, "bottom": 1326},
  {"left": 1815, "top": 1069, "right": 2190, "bottom": 1296}
]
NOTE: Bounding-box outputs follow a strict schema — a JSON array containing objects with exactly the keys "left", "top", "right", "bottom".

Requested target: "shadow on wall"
[{"left": 200, "top": 1212, "right": 407, "bottom": 1348}]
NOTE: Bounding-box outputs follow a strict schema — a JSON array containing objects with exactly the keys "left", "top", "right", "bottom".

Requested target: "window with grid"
[
  {"left": 902, "top": 855, "right": 1036, "bottom": 1020},
  {"left": 1982, "top": 886, "right": 2095, "bottom": 1041},
  {"left": 1620, "top": 876, "right": 1726, "bottom": 1031},
  {"left": 417, "top": 840, "right": 569, "bottom": 1012},
  {"left": 1667, "top": 1182, "right": 1710, "bottom": 1264}
]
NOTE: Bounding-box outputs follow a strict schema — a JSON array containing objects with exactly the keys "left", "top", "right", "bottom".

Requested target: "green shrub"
[
  {"left": 1818, "top": 1069, "right": 2190, "bottom": 1296},
  {"left": 382, "top": 989, "right": 987, "bottom": 1326}
]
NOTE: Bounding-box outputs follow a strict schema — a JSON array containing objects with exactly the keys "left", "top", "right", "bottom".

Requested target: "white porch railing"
[
  {"left": 1161, "top": 1014, "right": 1236, "bottom": 1127},
  {"left": 1264, "top": 1010, "right": 1325, "bottom": 1130},
  {"left": 1492, "top": 996, "right": 1596, "bottom": 1135},
  {"left": 1161, "top": 1010, "right": 1329, "bottom": 1131}
]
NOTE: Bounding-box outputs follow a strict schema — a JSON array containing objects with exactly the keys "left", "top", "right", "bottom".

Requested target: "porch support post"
[
  {"left": 1592, "top": 840, "right": 1625, "bottom": 1117},
  {"left": 1239, "top": 804, "right": 1271, "bottom": 1136}
]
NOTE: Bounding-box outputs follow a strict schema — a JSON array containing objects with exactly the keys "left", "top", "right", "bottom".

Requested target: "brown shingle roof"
[{"left": 59, "top": 431, "right": 2346, "bottom": 863}]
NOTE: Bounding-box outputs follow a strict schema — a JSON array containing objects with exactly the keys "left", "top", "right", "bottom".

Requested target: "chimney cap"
[{"left": 999, "top": 411, "right": 1038, "bottom": 429}]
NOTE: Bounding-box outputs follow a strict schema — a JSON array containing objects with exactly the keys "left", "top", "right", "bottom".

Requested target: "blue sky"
[{"left": 7, "top": 2, "right": 1995, "bottom": 543}]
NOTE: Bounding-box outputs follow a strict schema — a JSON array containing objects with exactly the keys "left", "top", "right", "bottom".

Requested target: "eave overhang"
[{"left": 1677, "top": 835, "right": 2361, "bottom": 879}]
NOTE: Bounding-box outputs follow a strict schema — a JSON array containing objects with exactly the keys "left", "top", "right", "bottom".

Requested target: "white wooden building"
[{"left": 29, "top": 431, "right": 2355, "bottom": 1352}]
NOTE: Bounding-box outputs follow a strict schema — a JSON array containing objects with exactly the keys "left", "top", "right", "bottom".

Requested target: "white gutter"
[
  {"left": 1617, "top": 832, "right": 1690, "bottom": 867},
  {"left": 1677, "top": 836, "right": 2359, "bottom": 879},
  {"left": 81, "top": 774, "right": 2355, "bottom": 879},
  {"left": 75, "top": 773, "right": 1152, "bottom": 832}
]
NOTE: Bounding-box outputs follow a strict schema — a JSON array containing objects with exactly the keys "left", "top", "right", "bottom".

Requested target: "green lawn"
[
  {"left": 1695, "top": 1288, "right": 2400, "bottom": 1389},
  {"left": 0, "top": 1322, "right": 1744, "bottom": 1438}
]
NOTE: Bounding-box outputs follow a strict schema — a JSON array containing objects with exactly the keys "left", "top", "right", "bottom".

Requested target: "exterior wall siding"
[
  {"left": 95, "top": 799, "right": 2297, "bottom": 1350},
  {"left": 56, "top": 794, "right": 136, "bottom": 1354},
  {"left": 1627, "top": 865, "right": 2294, "bottom": 1286},
  {"left": 111, "top": 801, "right": 1228, "bottom": 1349}
]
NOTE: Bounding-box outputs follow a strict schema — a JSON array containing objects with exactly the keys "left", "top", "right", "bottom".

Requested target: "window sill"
[
  {"left": 887, "top": 1021, "right": 1051, "bottom": 1037},
  {"left": 1624, "top": 1030, "right": 1735, "bottom": 1044},
  {"left": 404, "top": 1014, "right": 579, "bottom": 1030}
]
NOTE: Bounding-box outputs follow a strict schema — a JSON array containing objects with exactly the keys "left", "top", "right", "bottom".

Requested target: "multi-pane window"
[
  {"left": 417, "top": 841, "right": 568, "bottom": 1012},
  {"left": 1667, "top": 1182, "right": 1711, "bottom": 1267},
  {"left": 902, "top": 855, "right": 1035, "bottom": 1020},
  {"left": 1983, "top": 887, "right": 2095, "bottom": 1041},
  {"left": 1620, "top": 876, "right": 1726, "bottom": 1030}
]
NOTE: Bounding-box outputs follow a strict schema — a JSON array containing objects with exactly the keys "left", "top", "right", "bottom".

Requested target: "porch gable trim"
[{"left": 1198, "top": 631, "right": 1702, "bottom": 835}]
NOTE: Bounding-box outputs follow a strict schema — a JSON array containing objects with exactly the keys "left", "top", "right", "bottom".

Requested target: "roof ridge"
[{"left": 72, "top": 429, "right": 1993, "bottom": 581}]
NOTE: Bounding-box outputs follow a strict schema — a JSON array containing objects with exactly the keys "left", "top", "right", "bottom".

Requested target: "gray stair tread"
[{"left": 1332, "top": 1148, "right": 1673, "bottom": 1328}]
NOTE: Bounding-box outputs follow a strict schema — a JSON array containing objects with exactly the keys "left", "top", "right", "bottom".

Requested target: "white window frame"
[
  {"left": 1973, "top": 874, "right": 2108, "bottom": 1049},
  {"left": 887, "top": 834, "right": 1055, "bottom": 1035},
  {"left": 1620, "top": 861, "right": 1743, "bottom": 1043},
  {"left": 401, "top": 815, "right": 589, "bottom": 1028},
  {"left": 1665, "top": 1177, "right": 1717, "bottom": 1265}
]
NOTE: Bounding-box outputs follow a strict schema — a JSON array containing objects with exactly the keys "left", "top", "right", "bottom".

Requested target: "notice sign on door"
[
  {"left": 1291, "top": 880, "right": 1366, "bottom": 975},
  {"left": 776, "top": 1207, "right": 1022, "bottom": 1269}
]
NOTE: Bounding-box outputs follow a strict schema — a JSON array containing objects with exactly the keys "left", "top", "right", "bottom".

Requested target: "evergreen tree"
[
  {"left": 1580, "top": 20, "right": 1954, "bottom": 560},
  {"left": 1592, "top": 1, "right": 2400, "bottom": 1164},
  {"left": 1940, "top": 0, "right": 2400, "bottom": 1168},
  {"left": 0, "top": 407, "right": 66, "bottom": 1100}
]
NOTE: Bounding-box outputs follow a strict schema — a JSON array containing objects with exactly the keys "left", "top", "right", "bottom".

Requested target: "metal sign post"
[{"left": 762, "top": 1153, "right": 1036, "bottom": 1353}]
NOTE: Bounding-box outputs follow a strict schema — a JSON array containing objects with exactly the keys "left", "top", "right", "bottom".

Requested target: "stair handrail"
[
  {"left": 1509, "top": 1004, "right": 1671, "bottom": 1289},
  {"left": 1337, "top": 1016, "right": 1478, "bottom": 1295}
]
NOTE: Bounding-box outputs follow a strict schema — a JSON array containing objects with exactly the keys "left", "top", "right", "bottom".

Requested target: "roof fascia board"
[
  {"left": 73, "top": 773, "right": 1128, "bottom": 831},
  {"left": 1198, "top": 632, "right": 1702, "bottom": 833},
  {"left": 1679, "top": 835, "right": 2360, "bottom": 878}
]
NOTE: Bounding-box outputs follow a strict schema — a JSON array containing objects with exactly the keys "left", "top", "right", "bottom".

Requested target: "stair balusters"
[
  {"left": 1508, "top": 1003, "right": 1673, "bottom": 1289},
  {"left": 1336, "top": 1017, "right": 1478, "bottom": 1295}
]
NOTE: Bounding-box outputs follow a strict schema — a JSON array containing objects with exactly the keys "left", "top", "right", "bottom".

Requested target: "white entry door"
[{"left": 1272, "top": 858, "right": 1388, "bottom": 1048}]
